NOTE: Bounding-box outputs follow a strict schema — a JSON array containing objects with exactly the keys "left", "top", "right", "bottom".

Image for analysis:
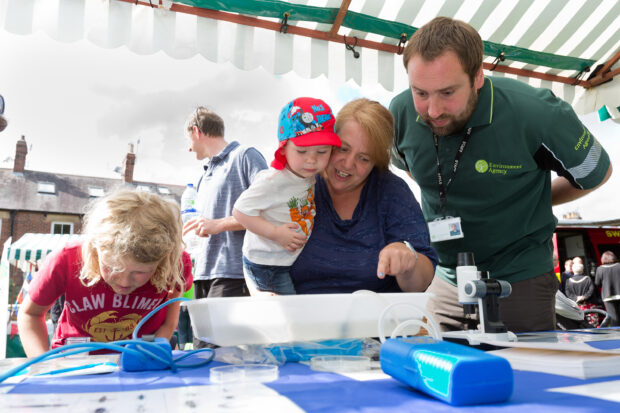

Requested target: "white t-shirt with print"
[{"left": 234, "top": 168, "right": 316, "bottom": 266}]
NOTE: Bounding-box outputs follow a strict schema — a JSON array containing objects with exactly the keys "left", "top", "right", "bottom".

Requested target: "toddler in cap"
[{"left": 233, "top": 97, "right": 341, "bottom": 295}]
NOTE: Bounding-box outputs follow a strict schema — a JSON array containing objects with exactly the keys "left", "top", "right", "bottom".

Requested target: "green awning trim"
[
  {"left": 484, "top": 42, "right": 592, "bottom": 72},
  {"left": 180, "top": 0, "right": 595, "bottom": 72},
  {"left": 341, "top": 11, "right": 417, "bottom": 40},
  {"left": 182, "top": 0, "right": 339, "bottom": 23}
]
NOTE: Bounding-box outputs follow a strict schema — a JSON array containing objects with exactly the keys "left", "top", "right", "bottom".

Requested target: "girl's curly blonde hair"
[{"left": 80, "top": 188, "right": 184, "bottom": 293}]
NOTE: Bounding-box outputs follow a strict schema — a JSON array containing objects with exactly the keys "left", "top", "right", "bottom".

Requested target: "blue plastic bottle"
[{"left": 380, "top": 337, "right": 513, "bottom": 406}]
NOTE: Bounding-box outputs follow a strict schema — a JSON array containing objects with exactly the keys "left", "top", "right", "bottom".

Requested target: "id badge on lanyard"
[
  {"left": 428, "top": 216, "right": 464, "bottom": 242},
  {"left": 428, "top": 128, "right": 471, "bottom": 242}
]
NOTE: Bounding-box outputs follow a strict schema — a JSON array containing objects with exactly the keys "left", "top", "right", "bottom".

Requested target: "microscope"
[
  {"left": 379, "top": 251, "right": 516, "bottom": 405},
  {"left": 441, "top": 252, "right": 518, "bottom": 345}
]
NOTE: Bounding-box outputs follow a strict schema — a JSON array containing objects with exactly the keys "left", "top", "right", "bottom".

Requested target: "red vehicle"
[{"left": 553, "top": 219, "right": 620, "bottom": 278}]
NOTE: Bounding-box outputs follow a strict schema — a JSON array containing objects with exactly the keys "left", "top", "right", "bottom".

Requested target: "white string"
[
  {"left": 377, "top": 302, "right": 442, "bottom": 343},
  {"left": 353, "top": 289, "right": 403, "bottom": 338},
  {"left": 390, "top": 319, "right": 441, "bottom": 341},
  {"left": 353, "top": 290, "right": 404, "bottom": 341}
]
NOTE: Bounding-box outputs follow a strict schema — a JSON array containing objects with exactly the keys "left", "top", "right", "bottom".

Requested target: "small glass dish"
[
  {"left": 310, "top": 356, "right": 371, "bottom": 373},
  {"left": 209, "top": 364, "right": 279, "bottom": 384}
]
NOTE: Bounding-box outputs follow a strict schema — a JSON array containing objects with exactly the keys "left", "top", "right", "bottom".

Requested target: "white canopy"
[
  {"left": 6, "top": 233, "right": 82, "bottom": 270},
  {"left": 1, "top": 0, "right": 618, "bottom": 113}
]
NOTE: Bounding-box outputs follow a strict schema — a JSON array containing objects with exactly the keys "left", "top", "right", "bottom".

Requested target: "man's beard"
[{"left": 422, "top": 86, "right": 478, "bottom": 137}]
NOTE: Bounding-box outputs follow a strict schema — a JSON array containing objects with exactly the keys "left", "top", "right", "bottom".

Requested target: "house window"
[
  {"left": 38, "top": 182, "right": 56, "bottom": 194},
  {"left": 88, "top": 186, "right": 105, "bottom": 197},
  {"left": 51, "top": 222, "right": 73, "bottom": 234}
]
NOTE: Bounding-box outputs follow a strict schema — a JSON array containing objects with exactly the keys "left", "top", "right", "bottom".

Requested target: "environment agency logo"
[{"left": 475, "top": 159, "right": 488, "bottom": 173}]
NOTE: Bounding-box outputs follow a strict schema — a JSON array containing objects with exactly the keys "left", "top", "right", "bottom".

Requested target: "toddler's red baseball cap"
[{"left": 272, "top": 97, "right": 341, "bottom": 170}]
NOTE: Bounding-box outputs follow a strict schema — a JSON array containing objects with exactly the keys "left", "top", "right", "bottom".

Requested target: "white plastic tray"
[
  {"left": 210, "top": 364, "right": 279, "bottom": 383},
  {"left": 184, "top": 292, "right": 431, "bottom": 346}
]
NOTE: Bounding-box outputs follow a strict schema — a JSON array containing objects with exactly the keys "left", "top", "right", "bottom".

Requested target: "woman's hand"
[
  {"left": 376, "top": 242, "right": 435, "bottom": 292},
  {"left": 273, "top": 223, "right": 307, "bottom": 252},
  {"left": 377, "top": 242, "right": 416, "bottom": 279},
  {"left": 233, "top": 209, "right": 306, "bottom": 252}
]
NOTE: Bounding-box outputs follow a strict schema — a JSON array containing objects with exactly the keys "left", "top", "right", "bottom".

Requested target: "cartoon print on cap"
[{"left": 291, "top": 106, "right": 323, "bottom": 137}]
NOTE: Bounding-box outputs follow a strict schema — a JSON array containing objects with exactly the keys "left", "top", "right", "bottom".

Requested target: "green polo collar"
[{"left": 414, "top": 76, "right": 495, "bottom": 131}]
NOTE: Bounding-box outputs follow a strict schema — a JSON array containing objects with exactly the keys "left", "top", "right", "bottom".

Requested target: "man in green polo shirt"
[{"left": 390, "top": 17, "right": 612, "bottom": 333}]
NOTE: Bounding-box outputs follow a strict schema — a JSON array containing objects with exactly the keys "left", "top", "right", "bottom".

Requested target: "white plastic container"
[
  {"left": 310, "top": 356, "right": 371, "bottom": 372},
  {"left": 184, "top": 292, "right": 431, "bottom": 346},
  {"left": 210, "top": 364, "right": 279, "bottom": 384}
]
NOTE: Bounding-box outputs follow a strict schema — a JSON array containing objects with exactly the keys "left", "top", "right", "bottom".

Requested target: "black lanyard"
[{"left": 433, "top": 127, "right": 472, "bottom": 218}]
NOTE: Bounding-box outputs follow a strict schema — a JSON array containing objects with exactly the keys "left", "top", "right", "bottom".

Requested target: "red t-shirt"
[{"left": 28, "top": 242, "right": 192, "bottom": 348}]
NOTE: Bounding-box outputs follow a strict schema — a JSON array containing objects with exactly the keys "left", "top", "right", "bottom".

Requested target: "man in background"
[
  {"left": 595, "top": 251, "right": 620, "bottom": 326},
  {"left": 183, "top": 107, "right": 267, "bottom": 348},
  {"left": 560, "top": 259, "right": 573, "bottom": 294}
]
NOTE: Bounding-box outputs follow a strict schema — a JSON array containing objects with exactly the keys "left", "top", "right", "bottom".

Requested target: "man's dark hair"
[
  {"left": 185, "top": 107, "right": 225, "bottom": 138},
  {"left": 403, "top": 17, "right": 484, "bottom": 85}
]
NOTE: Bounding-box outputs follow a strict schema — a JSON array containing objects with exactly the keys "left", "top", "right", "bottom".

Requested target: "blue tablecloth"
[{"left": 2, "top": 354, "right": 620, "bottom": 412}]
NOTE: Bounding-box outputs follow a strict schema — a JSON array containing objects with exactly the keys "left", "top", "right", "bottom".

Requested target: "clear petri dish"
[
  {"left": 310, "top": 356, "right": 371, "bottom": 373},
  {"left": 210, "top": 364, "right": 279, "bottom": 384}
]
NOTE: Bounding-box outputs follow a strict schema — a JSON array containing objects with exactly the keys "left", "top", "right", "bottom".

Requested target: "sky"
[{"left": 0, "top": 28, "right": 618, "bottom": 221}]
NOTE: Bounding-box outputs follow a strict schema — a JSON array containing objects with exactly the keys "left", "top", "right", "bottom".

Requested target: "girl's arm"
[
  {"left": 17, "top": 297, "right": 52, "bottom": 357},
  {"left": 153, "top": 289, "right": 182, "bottom": 340}
]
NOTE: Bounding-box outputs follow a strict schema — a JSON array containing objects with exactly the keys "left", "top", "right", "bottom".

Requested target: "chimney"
[
  {"left": 13, "top": 135, "right": 27, "bottom": 174},
  {"left": 122, "top": 143, "right": 136, "bottom": 184}
]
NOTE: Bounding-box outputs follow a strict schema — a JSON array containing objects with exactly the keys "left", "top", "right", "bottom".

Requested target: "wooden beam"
[
  {"left": 586, "top": 66, "right": 620, "bottom": 88},
  {"left": 482, "top": 63, "right": 589, "bottom": 87},
  {"left": 329, "top": 0, "right": 352, "bottom": 39},
  {"left": 117, "top": 0, "right": 597, "bottom": 88},
  {"left": 584, "top": 50, "right": 620, "bottom": 88},
  {"left": 598, "top": 49, "right": 620, "bottom": 75}
]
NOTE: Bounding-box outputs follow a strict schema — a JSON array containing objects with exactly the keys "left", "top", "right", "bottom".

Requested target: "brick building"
[{"left": 0, "top": 136, "right": 185, "bottom": 302}]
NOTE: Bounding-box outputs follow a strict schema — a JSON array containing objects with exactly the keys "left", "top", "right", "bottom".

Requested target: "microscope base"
[{"left": 441, "top": 330, "right": 518, "bottom": 346}]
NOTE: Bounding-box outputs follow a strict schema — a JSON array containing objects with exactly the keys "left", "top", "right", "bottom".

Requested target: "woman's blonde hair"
[
  {"left": 80, "top": 188, "right": 184, "bottom": 293},
  {"left": 334, "top": 98, "right": 394, "bottom": 171}
]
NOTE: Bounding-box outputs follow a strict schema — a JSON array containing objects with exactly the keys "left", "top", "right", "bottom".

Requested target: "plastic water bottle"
[{"left": 181, "top": 184, "right": 201, "bottom": 256}]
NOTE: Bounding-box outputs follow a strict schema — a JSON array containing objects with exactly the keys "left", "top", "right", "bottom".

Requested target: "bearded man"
[{"left": 390, "top": 17, "right": 612, "bottom": 333}]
